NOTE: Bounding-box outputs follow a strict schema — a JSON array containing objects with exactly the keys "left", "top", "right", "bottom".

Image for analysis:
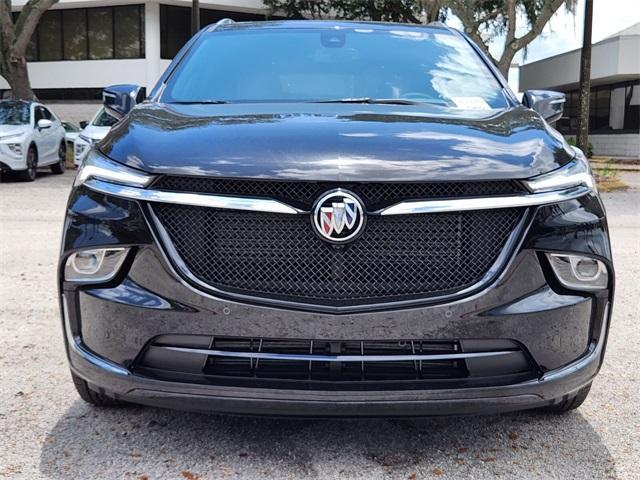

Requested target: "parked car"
[
  {"left": 60, "top": 20, "right": 613, "bottom": 417},
  {"left": 0, "top": 100, "right": 67, "bottom": 181},
  {"left": 62, "top": 121, "right": 81, "bottom": 145},
  {"left": 73, "top": 107, "right": 118, "bottom": 166}
]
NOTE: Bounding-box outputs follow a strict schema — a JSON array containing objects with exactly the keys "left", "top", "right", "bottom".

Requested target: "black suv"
[{"left": 59, "top": 20, "right": 613, "bottom": 416}]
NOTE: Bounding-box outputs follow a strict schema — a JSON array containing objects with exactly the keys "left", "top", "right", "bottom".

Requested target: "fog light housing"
[
  {"left": 65, "top": 248, "right": 129, "bottom": 283},
  {"left": 547, "top": 253, "right": 608, "bottom": 291},
  {"left": 7, "top": 143, "right": 22, "bottom": 156}
]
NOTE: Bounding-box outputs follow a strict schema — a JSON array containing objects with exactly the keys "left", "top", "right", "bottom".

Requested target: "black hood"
[{"left": 100, "top": 103, "right": 574, "bottom": 182}]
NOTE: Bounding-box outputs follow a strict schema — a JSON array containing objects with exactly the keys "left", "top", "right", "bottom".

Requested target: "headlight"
[
  {"left": 65, "top": 247, "right": 130, "bottom": 283},
  {"left": 546, "top": 253, "right": 608, "bottom": 291},
  {"left": 74, "top": 149, "right": 154, "bottom": 188},
  {"left": 0, "top": 133, "right": 24, "bottom": 142},
  {"left": 78, "top": 134, "right": 95, "bottom": 144},
  {"left": 525, "top": 148, "right": 596, "bottom": 193}
]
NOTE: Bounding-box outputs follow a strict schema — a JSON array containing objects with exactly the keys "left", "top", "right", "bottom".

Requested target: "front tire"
[
  {"left": 543, "top": 383, "right": 592, "bottom": 413},
  {"left": 18, "top": 146, "right": 37, "bottom": 182},
  {"left": 51, "top": 142, "right": 66, "bottom": 174},
  {"left": 71, "top": 371, "right": 127, "bottom": 407}
]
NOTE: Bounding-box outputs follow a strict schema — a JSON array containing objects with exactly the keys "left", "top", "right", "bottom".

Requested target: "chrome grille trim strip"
[
  {"left": 159, "top": 345, "right": 516, "bottom": 363},
  {"left": 84, "top": 178, "right": 589, "bottom": 215},
  {"left": 84, "top": 178, "right": 302, "bottom": 215},
  {"left": 378, "top": 185, "right": 590, "bottom": 215}
]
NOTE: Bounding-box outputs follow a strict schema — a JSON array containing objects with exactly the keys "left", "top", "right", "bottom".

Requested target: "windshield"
[
  {"left": 162, "top": 26, "right": 509, "bottom": 109},
  {"left": 91, "top": 108, "right": 118, "bottom": 127},
  {"left": 0, "top": 102, "right": 30, "bottom": 125}
]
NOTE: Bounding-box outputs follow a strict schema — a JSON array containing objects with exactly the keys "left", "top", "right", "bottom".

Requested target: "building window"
[
  {"left": 159, "top": 5, "right": 282, "bottom": 59},
  {"left": 63, "top": 9, "right": 88, "bottom": 60},
  {"left": 624, "top": 83, "right": 640, "bottom": 131},
  {"left": 590, "top": 87, "right": 610, "bottom": 131},
  {"left": 557, "top": 80, "right": 640, "bottom": 135},
  {"left": 115, "top": 5, "right": 145, "bottom": 59},
  {"left": 39, "top": 11, "right": 63, "bottom": 61},
  {"left": 88, "top": 8, "right": 114, "bottom": 59},
  {"left": 16, "top": 6, "right": 144, "bottom": 62}
]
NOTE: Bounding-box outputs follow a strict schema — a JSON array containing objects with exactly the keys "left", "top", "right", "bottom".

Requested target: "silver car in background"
[{"left": 74, "top": 107, "right": 118, "bottom": 166}]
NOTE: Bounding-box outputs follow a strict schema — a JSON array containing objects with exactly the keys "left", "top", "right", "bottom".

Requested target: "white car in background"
[
  {"left": 74, "top": 107, "right": 118, "bottom": 166},
  {"left": 0, "top": 100, "right": 67, "bottom": 181},
  {"left": 62, "top": 121, "right": 81, "bottom": 145}
]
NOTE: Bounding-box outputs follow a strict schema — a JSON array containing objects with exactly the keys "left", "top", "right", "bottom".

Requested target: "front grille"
[
  {"left": 135, "top": 335, "right": 537, "bottom": 390},
  {"left": 152, "top": 204, "right": 524, "bottom": 306},
  {"left": 152, "top": 176, "right": 525, "bottom": 209}
]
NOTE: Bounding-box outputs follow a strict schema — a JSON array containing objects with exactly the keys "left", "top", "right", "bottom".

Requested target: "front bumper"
[
  {"left": 60, "top": 186, "right": 614, "bottom": 416},
  {"left": 0, "top": 145, "right": 27, "bottom": 171},
  {"left": 65, "top": 300, "right": 608, "bottom": 417}
]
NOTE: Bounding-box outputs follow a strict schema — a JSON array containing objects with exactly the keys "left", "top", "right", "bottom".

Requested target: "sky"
[{"left": 445, "top": 0, "right": 640, "bottom": 90}]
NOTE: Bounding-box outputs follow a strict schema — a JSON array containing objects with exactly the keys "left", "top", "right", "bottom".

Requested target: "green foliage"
[
  {"left": 264, "top": 0, "right": 446, "bottom": 23},
  {"left": 263, "top": 0, "right": 575, "bottom": 77},
  {"left": 566, "top": 137, "right": 594, "bottom": 158}
]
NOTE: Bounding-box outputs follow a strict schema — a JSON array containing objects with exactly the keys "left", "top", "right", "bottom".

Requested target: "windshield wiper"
[
  {"left": 310, "top": 97, "right": 437, "bottom": 106},
  {"left": 169, "top": 100, "right": 229, "bottom": 104}
]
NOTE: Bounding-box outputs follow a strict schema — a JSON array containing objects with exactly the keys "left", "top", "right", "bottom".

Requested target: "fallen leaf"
[
  {"left": 480, "top": 457, "right": 496, "bottom": 462},
  {"left": 433, "top": 467, "right": 445, "bottom": 476},
  {"left": 408, "top": 474, "right": 417, "bottom": 480},
  {"left": 457, "top": 447, "right": 468, "bottom": 453},
  {"left": 181, "top": 471, "right": 200, "bottom": 480},
  {"left": 508, "top": 431, "right": 518, "bottom": 441}
]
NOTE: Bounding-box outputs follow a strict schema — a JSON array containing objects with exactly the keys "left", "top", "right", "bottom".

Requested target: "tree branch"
[
  {"left": 448, "top": 0, "right": 493, "bottom": 59},
  {"left": 0, "top": 0, "right": 15, "bottom": 56},
  {"left": 509, "top": 0, "right": 565, "bottom": 52},
  {"left": 13, "top": 0, "right": 58, "bottom": 56}
]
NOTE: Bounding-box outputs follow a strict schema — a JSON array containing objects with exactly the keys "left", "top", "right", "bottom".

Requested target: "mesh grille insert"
[
  {"left": 152, "top": 176, "right": 525, "bottom": 209},
  {"left": 152, "top": 204, "right": 523, "bottom": 306}
]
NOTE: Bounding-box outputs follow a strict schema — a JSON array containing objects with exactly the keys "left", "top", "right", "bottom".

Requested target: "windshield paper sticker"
[{"left": 451, "top": 97, "right": 491, "bottom": 110}]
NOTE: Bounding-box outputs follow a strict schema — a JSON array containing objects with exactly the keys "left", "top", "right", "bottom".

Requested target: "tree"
[
  {"left": 264, "top": 0, "right": 575, "bottom": 79},
  {"left": 576, "top": 0, "right": 592, "bottom": 152},
  {"left": 449, "top": 0, "right": 577, "bottom": 77},
  {"left": 0, "top": 0, "right": 58, "bottom": 100},
  {"left": 264, "top": 0, "right": 447, "bottom": 24}
]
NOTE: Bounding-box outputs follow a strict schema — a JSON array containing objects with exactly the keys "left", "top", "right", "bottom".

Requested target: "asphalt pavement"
[{"left": 0, "top": 170, "right": 638, "bottom": 479}]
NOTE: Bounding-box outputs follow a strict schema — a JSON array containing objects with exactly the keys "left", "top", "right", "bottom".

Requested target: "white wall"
[
  {"left": 566, "top": 133, "right": 640, "bottom": 158},
  {"left": 519, "top": 34, "right": 639, "bottom": 91},
  {"left": 0, "top": 59, "right": 147, "bottom": 90}
]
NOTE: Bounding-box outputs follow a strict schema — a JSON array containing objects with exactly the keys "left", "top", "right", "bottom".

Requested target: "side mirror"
[
  {"left": 522, "top": 90, "right": 565, "bottom": 124},
  {"left": 102, "top": 84, "right": 145, "bottom": 120},
  {"left": 37, "top": 119, "right": 52, "bottom": 130},
  {"left": 79, "top": 120, "right": 88, "bottom": 129}
]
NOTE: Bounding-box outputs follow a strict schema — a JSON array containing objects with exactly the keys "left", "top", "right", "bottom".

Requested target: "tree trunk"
[
  {"left": 191, "top": 0, "right": 200, "bottom": 36},
  {"left": 496, "top": 55, "right": 513, "bottom": 79},
  {"left": 1, "top": 54, "right": 35, "bottom": 100},
  {"left": 576, "top": 0, "right": 593, "bottom": 153}
]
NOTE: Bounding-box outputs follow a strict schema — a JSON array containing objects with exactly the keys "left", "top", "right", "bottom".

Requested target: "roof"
[
  {"left": 0, "top": 99, "right": 33, "bottom": 105},
  {"left": 208, "top": 19, "right": 452, "bottom": 33},
  {"left": 605, "top": 22, "right": 640, "bottom": 39}
]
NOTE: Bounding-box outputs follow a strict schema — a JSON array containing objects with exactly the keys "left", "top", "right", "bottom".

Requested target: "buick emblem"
[{"left": 312, "top": 190, "right": 365, "bottom": 243}]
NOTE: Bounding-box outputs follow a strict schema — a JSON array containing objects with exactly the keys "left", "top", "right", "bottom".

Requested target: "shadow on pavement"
[{"left": 39, "top": 400, "right": 615, "bottom": 479}]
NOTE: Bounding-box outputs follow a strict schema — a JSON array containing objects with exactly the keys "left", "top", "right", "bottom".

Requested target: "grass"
[
  {"left": 592, "top": 159, "right": 628, "bottom": 192},
  {"left": 65, "top": 141, "right": 76, "bottom": 169}
]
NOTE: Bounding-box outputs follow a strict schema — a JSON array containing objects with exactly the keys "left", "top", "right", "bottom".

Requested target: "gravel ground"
[{"left": 0, "top": 170, "right": 638, "bottom": 480}]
